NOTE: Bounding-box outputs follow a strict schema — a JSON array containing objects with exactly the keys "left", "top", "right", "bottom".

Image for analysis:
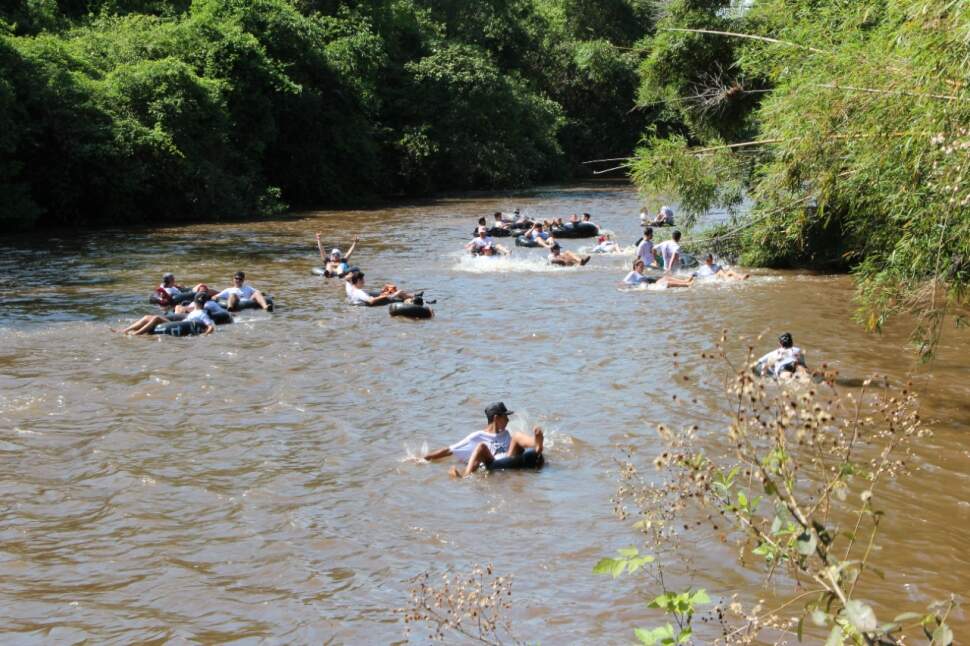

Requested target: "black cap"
[
  {"left": 778, "top": 332, "right": 793, "bottom": 348},
  {"left": 485, "top": 402, "right": 513, "bottom": 420}
]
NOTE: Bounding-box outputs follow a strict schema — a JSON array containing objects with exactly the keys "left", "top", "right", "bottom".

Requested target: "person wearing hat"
[
  {"left": 214, "top": 271, "right": 272, "bottom": 311},
  {"left": 754, "top": 332, "right": 808, "bottom": 378},
  {"left": 316, "top": 233, "right": 358, "bottom": 278},
  {"left": 549, "top": 243, "right": 590, "bottom": 266},
  {"left": 423, "top": 402, "right": 544, "bottom": 477},
  {"left": 465, "top": 226, "right": 509, "bottom": 256}
]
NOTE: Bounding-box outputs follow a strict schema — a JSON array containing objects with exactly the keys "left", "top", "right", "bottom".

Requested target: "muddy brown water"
[{"left": 0, "top": 184, "right": 966, "bottom": 643}]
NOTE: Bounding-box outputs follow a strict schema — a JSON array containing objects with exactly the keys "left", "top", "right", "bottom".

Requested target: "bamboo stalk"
[{"left": 659, "top": 27, "right": 830, "bottom": 55}]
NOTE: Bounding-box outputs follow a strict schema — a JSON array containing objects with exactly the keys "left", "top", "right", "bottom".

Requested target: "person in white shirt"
[
  {"left": 215, "top": 271, "right": 272, "bottom": 311},
  {"left": 654, "top": 230, "right": 683, "bottom": 274},
  {"left": 466, "top": 226, "right": 509, "bottom": 255},
  {"left": 344, "top": 270, "right": 412, "bottom": 306},
  {"left": 754, "top": 332, "right": 809, "bottom": 378},
  {"left": 622, "top": 258, "right": 692, "bottom": 288},
  {"left": 591, "top": 233, "right": 622, "bottom": 254},
  {"left": 177, "top": 294, "right": 232, "bottom": 319},
  {"left": 582, "top": 212, "right": 597, "bottom": 228},
  {"left": 423, "top": 402, "right": 544, "bottom": 477},
  {"left": 694, "top": 254, "right": 749, "bottom": 281},
  {"left": 639, "top": 208, "right": 648, "bottom": 225},
  {"left": 635, "top": 227, "right": 657, "bottom": 267}
]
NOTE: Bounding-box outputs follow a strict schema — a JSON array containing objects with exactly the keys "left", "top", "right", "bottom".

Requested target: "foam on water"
[{"left": 450, "top": 251, "right": 584, "bottom": 274}]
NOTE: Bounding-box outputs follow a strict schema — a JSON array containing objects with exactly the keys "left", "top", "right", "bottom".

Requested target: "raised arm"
[
  {"left": 315, "top": 232, "right": 328, "bottom": 263},
  {"left": 344, "top": 235, "right": 359, "bottom": 261}
]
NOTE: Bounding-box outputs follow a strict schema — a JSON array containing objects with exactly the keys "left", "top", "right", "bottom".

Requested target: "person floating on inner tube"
[
  {"left": 176, "top": 289, "right": 233, "bottom": 320},
  {"left": 754, "top": 332, "right": 809, "bottom": 379},
  {"left": 344, "top": 270, "right": 413, "bottom": 306},
  {"left": 648, "top": 205, "right": 675, "bottom": 227},
  {"left": 492, "top": 212, "right": 511, "bottom": 229},
  {"left": 158, "top": 273, "right": 185, "bottom": 301},
  {"left": 621, "top": 258, "right": 692, "bottom": 288},
  {"left": 694, "top": 254, "right": 750, "bottom": 281},
  {"left": 654, "top": 230, "right": 683, "bottom": 274},
  {"left": 466, "top": 226, "right": 509, "bottom": 256},
  {"left": 549, "top": 243, "right": 590, "bottom": 266},
  {"left": 582, "top": 212, "right": 598, "bottom": 229},
  {"left": 591, "top": 233, "right": 622, "bottom": 254},
  {"left": 622, "top": 259, "right": 658, "bottom": 285},
  {"left": 524, "top": 222, "right": 555, "bottom": 248},
  {"left": 215, "top": 271, "right": 272, "bottom": 311},
  {"left": 316, "top": 233, "right": 358, "bottom": 278},
  {"left": 423, "top": 402, "right": 544, "bottom": 478},
  {"left": 115, "top": 292, "right": 216, "bottom": 336}
]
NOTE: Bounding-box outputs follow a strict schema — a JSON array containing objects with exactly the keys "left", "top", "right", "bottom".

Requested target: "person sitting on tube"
[
  {"left": 549, "top": 243, "right": 590, "bottom": 266},
  {"left": 524, "top": 222, "right": 555, "bottom": 248},
  {"left": 423, "top": 402, "right": 544, "bottom": 478},
  {"left": 344, "top": 270, "right": 413, "bottom": 306},
  {"left": 754, "top": 332, "right": 809, "bottom": 379},
  {"left": 466, "top": 226, "right": 509, "bottom": 256},
  {"left": 316, "top": 233, "right": 358, "bottom": 278},
  {"left": 214, "top": 271, "right": 273, "bottom": 311}
]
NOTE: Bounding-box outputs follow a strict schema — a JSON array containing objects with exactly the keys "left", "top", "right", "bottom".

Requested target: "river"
[{"left": 0, "top": 183, "right": 966, "bottom": 643}]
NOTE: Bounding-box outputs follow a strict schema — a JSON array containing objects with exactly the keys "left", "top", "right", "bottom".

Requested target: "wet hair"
[
  {"left": 706, "top": 253, "right": 714, "bottom": 262},
  {"left": 672, "top": 230, "right": 681, "bottom": 242},
  {"left": 234, "top": 271, "right": 245, "bottom": 280},
  {"left": 551, "top": 243, "right": 561, "bottom": 252},
  {"left": 478, "top": 217, "right": 487, "bottom": 226},
  {"left": 644, "top": 226, "right": 653, "bottom": 238},
  {"left": 194, "top": 291, "right": 209, "bottom": 304},
  {"left": 347, "top": 270, "right": 364, "bottom": 284},
  {"left": 583, "top": 213, "right": 591, "bottom": 220},
  {"left": 779, "top": 332, "right": 794, "bottom": 348}
]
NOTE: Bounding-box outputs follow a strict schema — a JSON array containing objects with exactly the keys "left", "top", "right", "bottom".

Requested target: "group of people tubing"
[
  {"left": 115, "top": 271, "right": 272, "bottom": 335},
  {"left": 115, "top": 204, "right": 807, "bottom": 478},
  {"left": 314, "top": 233, "right": 422, "bottom": 307},
  {"left": 465, "top": 205, "right": 750, "bottom": 288}
]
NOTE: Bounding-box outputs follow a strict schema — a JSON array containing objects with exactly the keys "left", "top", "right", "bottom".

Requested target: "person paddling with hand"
[{"left": 424, "top": 402, "right": 544, "bottom": 478}]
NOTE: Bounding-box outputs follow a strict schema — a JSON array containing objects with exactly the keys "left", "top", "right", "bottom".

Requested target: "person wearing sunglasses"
[{"left": 214, "top": 271, "right": 272, "bottom": 311}]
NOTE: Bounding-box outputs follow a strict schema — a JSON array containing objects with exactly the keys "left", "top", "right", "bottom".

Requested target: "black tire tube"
[
  {"left": 389, "top": 302, "right": 434, "bottom": 319},
  {"left": 485, "top": 448, "right": 544, "bottom": 470},
  {"left": 151, "top": 320, "right": 206, "bottom": 337},
  {"left": 148, "top": 290, "right": 195, "bottom": 306},
  {"left": 550, "top": 222, "right": 599, "bottom": 238},
  {"left": 218, "top": 295, "right": 274, "bottom": 311},
  {"left": 515, "top": 235, "right": 540, "bottom": 248},
  {"left": 166, "top": 310, "right": 233, "bottom": 325}
]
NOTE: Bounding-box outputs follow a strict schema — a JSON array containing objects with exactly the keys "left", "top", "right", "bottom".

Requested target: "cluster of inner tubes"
[{"left": 144, "top": 289, "right": 274, "bottom": 337}]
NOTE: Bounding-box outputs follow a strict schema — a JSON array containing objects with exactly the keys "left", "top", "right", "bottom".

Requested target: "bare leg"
[
  {"left": 130, "top": 315, "right": 169, "bottom": 336},
  {"left": 227, "top": 293, "right": 240, "bottom": 311},
  {"left": 117, "top": 315, "right": 153, "bottom": 334},
  {"left": 252, "top": 289, "right": 270, "bottom": 310},
  {"left": 508, "top": 426, "right": 544, "bottom": 457},
  {"left": 661, "top": 275, "right": 694, "bottom": 288},
  {"left": 450, "top": 443, "right": 495, "bottom": 478}
]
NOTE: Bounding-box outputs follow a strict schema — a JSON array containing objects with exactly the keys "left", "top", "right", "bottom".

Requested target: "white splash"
[{"left": 450, "top": 251, "right": 582, "bottom": 274}]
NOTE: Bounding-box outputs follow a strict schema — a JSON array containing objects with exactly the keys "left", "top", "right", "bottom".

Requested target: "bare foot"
[
  {"left": 449, "top": 466, "right": 462, "bottom": 478},
  {"left": 533, "top": 426, "right": 544, "bottom": 454}
]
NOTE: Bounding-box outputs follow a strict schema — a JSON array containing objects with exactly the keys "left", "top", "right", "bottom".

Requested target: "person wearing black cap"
[
  {"left": 754, "top": 332, "right": 808, "bottom": 378},
  {"left": 423, "top": 402, "right": 544, "bottom": 477}
]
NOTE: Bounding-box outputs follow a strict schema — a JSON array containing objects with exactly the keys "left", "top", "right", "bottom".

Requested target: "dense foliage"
[
  {"left": 0, "top": 0, "right": 654, "bottom": 230},
  {"left": 630, "top": 0, "right": 969, "bottom": 354}
]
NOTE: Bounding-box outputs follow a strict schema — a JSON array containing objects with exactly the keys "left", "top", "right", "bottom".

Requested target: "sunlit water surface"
[{"left": 0, "top": 184, "right": 967, "bottom": 643}]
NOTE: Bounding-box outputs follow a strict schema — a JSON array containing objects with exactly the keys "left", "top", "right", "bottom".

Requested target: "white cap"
[
  {"left": 330, "top": 248, "right": 341, "bottom": 258},
  {"left": 661, "top": 206, "right": 674, "bottom": 217}
]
